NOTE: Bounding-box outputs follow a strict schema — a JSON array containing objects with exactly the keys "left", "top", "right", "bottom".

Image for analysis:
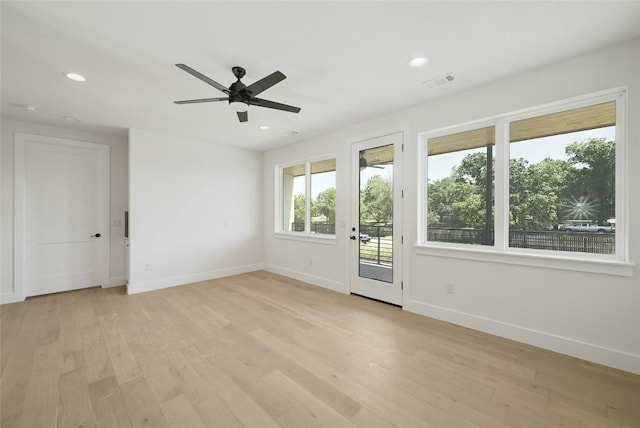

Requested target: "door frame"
[
  {"left": 348, "top": 131, "right": 404, "bottom": 306},
  {"left": 14, "top": 133, "right": 110, "bottom": 301}
]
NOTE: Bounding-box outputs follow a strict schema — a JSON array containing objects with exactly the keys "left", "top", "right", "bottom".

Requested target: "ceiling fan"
[
  {"left": 360, "top": 153, "right": 384, "bottom": 170},
  {"left": 173, "top": 64, "right": 301, "bottom": 123}
]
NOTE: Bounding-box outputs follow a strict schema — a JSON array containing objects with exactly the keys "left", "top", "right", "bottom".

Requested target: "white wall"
[
  {"left": 263, "top": 39, "right": 640, "bottom": 374},
  {"left": 127, "top": 129, "right": 263, "bottom": 294},
  {"left": 1, "top": 118, "right": 128, "bottom": 303}
]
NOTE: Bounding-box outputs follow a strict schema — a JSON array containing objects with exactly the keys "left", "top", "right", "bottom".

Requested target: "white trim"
[
  {"left": 127, "top": 264, "right": 264, "bottom": 295},
  {"left": 405, "top": 299, "right": 640, "bottom": 375},
  {"left": 13, "top": 133, "right": 111, "bottom": 299},
  {"left": 274, "top": 153, "right": 337, "bottom": 236},
  {"left": 263, "top": 264, "right": 347, "bottom": 294},
  {"left": 414, "top": 245, "right": 634, "bottom": 276},
  {"left": 1, "top": 293, "right": 17, "bottom": 305},
  {"left": 273, "top": 232, "right": 337, "bottom": 245},
  {"left": 104, "top": 276, "right": 127, "bottom": 287}
]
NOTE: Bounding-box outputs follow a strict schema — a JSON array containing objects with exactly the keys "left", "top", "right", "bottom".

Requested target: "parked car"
[
  {"left": 563, "top": 223, "right": 612, "bottom": 233},
  {"left": 360, "top": 233, "right": 371, "bottom": 243}
]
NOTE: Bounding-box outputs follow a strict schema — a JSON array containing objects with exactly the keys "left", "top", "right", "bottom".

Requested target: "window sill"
[
  {"left": 273, "top": 232, "right": 337, "bottom": 245},
  {"left": 414, "top": 244, "right": 635, "bottom": 277}
]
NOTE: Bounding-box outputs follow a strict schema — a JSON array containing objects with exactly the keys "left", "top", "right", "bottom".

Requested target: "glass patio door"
[{"left": 350, "top": 133, "right": 403, "bottom": 305}]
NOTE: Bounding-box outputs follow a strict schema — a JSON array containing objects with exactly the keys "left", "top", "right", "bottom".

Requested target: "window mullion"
[
  {"left": 305, "top": 162, "right": 312, "bottom": 234},
  {"left": 494, "top": 119, "right": 509, "bottom": 251}
]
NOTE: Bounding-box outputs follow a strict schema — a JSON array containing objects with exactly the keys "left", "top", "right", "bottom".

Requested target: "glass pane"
[
  {"left": 310, "top": 159, "right": 336, "bottom": 235},
  {"left": 282, "top": 164, "right": 305, "bottom": 232},
  {"left": 427, "top": 126, "right": 495, "bottom": 246},
  {"left": 509, "top": 104, "right": 616, "bottom": 254},
  {"left": 359, "top": 145, "right": 393, "bottom": 283}
]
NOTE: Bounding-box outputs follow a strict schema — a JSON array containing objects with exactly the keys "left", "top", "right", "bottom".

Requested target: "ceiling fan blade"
[
  {"left": 237, "top": 111, "right": 248, "bottom": 122},
  {"left": 175, "top": 64, "right": 229, "bottom": 94},
  {"left": 246, "top": 71, "right": 286, "bottom": 96},
  {"left": 174, "top": 97, "right": 229, "bottom": 104},
  {"left": 249, "top": 97, "right": 301, "bottom": 113}
]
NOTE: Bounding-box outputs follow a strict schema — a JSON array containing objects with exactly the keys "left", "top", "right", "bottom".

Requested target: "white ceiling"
[{"left": 2, "top": 1, "right": 640, "bottom": 151}]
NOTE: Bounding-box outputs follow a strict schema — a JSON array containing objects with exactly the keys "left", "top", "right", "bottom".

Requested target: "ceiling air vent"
[{"left": 423, "top": 73, "right": 455, "bottom": 88}]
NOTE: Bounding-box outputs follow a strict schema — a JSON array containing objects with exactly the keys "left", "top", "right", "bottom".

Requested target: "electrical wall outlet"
[{"left": 446, "top": 282, "right": 455, "bottom": 294}]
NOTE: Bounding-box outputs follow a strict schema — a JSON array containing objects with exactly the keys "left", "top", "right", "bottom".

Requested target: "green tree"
[
  {"left": 312, "top": 187, "right": 336, "bottom": 223},
  {"left": 510, "top": 157, "right": 572, "bottom": 230},
  {"left": 361, "top": 175, "right": 393, "bottom": 224},
  {"left": 427, "top": 138, "right": 615, "bottom": 232},
  {"left": 293, "top": 194, "right": 305, "bottom": 226},
  {"left": 564, "top": 138, "right": 615, "bottom": 223},
  {"left": 428, "top": 152, "right": 492, "bottom": 229}
]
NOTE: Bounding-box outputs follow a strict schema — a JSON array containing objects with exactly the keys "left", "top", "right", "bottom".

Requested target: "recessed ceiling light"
[
  {"left": 65, "top": 72, "right": 86, "bottom": 82},
  {"left": 408, "top": 57, "right": 429, "bottom": 68},
  {"left": 259, "top": 125, "right": 269, "bottom": 130},
  {"left": 62, "top": 116, "right": 78, "bottom": 121}
]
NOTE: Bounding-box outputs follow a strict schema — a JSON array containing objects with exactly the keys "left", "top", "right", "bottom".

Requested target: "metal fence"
[
  {"left": 508, "top": 230, "right": 614, "bottom": 254},
  {"left": 428, "top": 227, "right": 615, "bottom": 255},
  {"left": 359, "top": 225, "right": 393, "bottom": 266},
  {"left": 291, "top": 224, "right": 615, "bottom": 257},
  {"left": 291, "top": 223, "right": 336, "bottom": 234}
]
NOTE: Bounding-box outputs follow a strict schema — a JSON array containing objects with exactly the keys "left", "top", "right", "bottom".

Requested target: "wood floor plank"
[
  {"left": 266, "top": 369, "right": 358, "bottom": 428},
  {"left": 57, "top": 368, "right": 97, "bottom": 428},
  {"left": 1, "top": 271, "right": 638, "bottom": 428},
  {"left": 97, "top": 315, "right": 142, "bottom": 385},
  {"left": 18, "top": 341, "right": 60, "bottom": 428},
  {"left": 211, "top": 370, "right": 281, "bottom": 428},
  {"left": 160, "top": 394, "right": 205, "bottom": 427},
  {"left": 88, "top": 375, "right": 133, "bottom": 428},
  {"left": 119, "top": 377, "right": 170, "bottom": 428},
  {"left": 193, "top": 394, "right": 244, "bottom": 428}
]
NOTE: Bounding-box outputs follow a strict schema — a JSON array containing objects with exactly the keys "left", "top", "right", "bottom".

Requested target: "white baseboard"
[
  {"left": 127, "top": 264, "right": 264, "bottom": 295},
  {"left": 103, "top": 276, "right": 127, "bottom": 288},
  {"left": 0, "top": 292, "right": 17, "bottom": 305},
  {"left": 263, "top": 264, "right": 347, "bottom": 294},
  {"left": 405, "top": 299, "right": 640, "bottom": 375}
]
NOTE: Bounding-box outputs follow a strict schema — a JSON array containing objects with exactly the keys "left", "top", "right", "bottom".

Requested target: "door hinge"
[
  {"left": 401, "top": 281, "right": 404, "bottom": 290},
  {"left": 401, "top": 189, "right": 404, "bottom": 198},
  {"left": 401, "top": 235, "right": 404, "bottom": 244},
  {"left": 401, "top": 143, "right": 404, "bottom": 152}
]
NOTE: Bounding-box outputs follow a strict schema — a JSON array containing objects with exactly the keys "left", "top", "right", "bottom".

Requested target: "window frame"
[
  {"left": 417, "top": 88, "right": 632, "bottom": 275},
  {"left": 275, "top": 154, "right": 337, "bottom": 242}
]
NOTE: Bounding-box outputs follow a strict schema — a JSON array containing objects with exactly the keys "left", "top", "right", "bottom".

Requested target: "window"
[
  {"left": 278, "top": 157, "right": 336, "bottom": 237},
  {"left": 508, "top": 102, "right": 616, "bottom": 254},
  {"left": 421, "top": 90, "right": 625, "bottom": 262},
  {"left": 426, "top": 125, "right": 495, "bottom": 246}
]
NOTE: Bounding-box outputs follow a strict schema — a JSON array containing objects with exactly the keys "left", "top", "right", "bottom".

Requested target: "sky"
[
  {"left": 428, "top": 126, "right": 615, "bottom": 181},
  {"left": 292, "top": 125, "right": 615, "bottom": 197}
]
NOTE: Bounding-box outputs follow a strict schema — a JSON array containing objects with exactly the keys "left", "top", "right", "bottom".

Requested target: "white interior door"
[
  {"left": 15, "top": 133, "right": 109, "bottom": 298},
  {"left": 350, "top": 133, "right": 403, "bottom": 305}
]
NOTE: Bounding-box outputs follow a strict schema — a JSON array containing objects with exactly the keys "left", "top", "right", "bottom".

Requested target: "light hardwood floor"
[{"left": 1, "top": 271, "right": 639, "bottom": 427}]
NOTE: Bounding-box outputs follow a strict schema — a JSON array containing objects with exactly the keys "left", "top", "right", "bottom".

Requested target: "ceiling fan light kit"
[
  {"left": 174, "top": 64, "right": 301, "bottom": 123},
  {"left": 229, "top": 101, "right": 248, "bottom": 112}
]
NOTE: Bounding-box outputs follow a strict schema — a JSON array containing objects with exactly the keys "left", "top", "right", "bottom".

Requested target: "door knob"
[
  {"left": 350, "top": 235, "right": 356, "bottom": 240},
  {"left": 91, "top": 233, "right": 101, "bottom": 238}
]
